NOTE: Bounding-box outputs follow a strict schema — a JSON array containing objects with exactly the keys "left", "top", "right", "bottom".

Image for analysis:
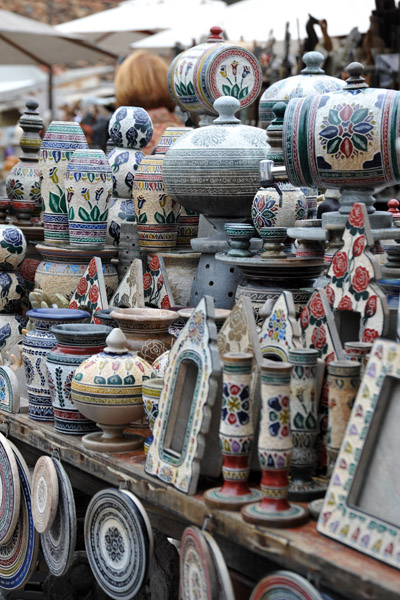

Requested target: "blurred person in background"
[{"left": 115, "top": 50, "right": 183, "bottom": 154}]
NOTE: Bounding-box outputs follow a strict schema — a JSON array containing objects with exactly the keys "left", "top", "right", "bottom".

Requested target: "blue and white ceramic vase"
[
  {"left": 40, "top": 121, "right": 88, "bottom": 246},
  {"left": 65, "top": 149, "right": 112, "bottom": 248},
  {"left": 46, "top": 323, "right": 111, "bottom": 435},
  {"left": 106, "top": 106, "right": 153, "bottom": 247},
  {"left": 22, "top": 308, "right": 89, "bottom": 422},
  {"left": 0, "top": 225, "right": 27, "bottom": 313}
]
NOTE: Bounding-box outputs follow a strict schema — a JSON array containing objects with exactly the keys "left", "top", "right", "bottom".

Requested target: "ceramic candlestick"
[
  {"left": 224, "top": 223, "right": 255, "bottom": 257},
  {"left": 204, "top": 352, "right": 262, "bottom": 510},
  {"left": 327, "top": 360, "right": 361, "bottom": 471},
  {"left": 259, "top": 227, "right": 287, "bottom": 258},
  {"left": 287, "top": 348, "right": 327, "bottom": 501},
  {"left": 241, "top": 360, "right": 309, "bottom": 527},
  {"left": 344, "top": 341, "right": 372, "bottom": 379}
]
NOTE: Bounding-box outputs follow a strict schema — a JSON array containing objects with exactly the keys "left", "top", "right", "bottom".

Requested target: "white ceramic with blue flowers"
[
  {"left": 66, "top": 149, "right": 113, "bottom": 249},
  {"left": 108, "top": 106, "right": 153, "bottom": 150},
  {"left": 0, "top": 225, "right": 27, "bottom": 271}
]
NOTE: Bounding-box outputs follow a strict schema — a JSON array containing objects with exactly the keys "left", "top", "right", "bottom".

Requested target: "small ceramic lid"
[{"left": 32, "top": 456, "right": 59, "bottom": 534}]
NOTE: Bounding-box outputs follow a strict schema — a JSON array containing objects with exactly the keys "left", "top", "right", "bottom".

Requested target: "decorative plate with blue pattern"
[{"left": 0, "top": 433, "right": 20, "bottom": 544}]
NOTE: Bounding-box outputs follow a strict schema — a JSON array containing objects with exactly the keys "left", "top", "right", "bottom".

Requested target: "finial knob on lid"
[
  {"left": 208, "top": 25, "right": 224, "bottom": 42},
  {"left": 388, "top": 199, "right": 400, "bottom": 217},
  {"left": 344, "top": 62, "right": 368, "bottom": 89},
  {"left": 213, "top": 96, "right": 241, "bottom": 124},
  {"left": 301, "top": 51, "right": 325, "bottom": 74},
  {"left": 104, "top": 328, "right": 129, "bottom": 354}
]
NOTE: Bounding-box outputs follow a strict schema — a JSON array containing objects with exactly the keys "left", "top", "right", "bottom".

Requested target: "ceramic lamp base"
[
  {"left": 82, "top": 425, "right": 144, "bottom": 453},
  {"left": 241, "top": 500, "right": 308, "bottom": 527},
  {"left": 204, "top": 486, "right": 263, "bottom": 510},
  {"left": 288, "top": 477, "right": 328, "bottom": 501}
]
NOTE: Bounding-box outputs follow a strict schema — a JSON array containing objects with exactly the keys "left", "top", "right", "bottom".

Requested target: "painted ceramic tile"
[
  {"left": 317, "top": 339, "right": 400, "bottom": 569},
  {"left": 145, "top": 296, "right": 221, "bottom": 495},
  {"left": 326, "top": 203, "right": 389, "bottom": 343},
  {"left": 110, "top": 259, "right": 144, "bottom": 308},
  {"left": 0, "top": 366, "right": 20, "bottom": 414},
  {"left": 68, "top": 257, "right": 108, "bottom": 324},
  {"left": 143, "top": 254, "right": 175, "bottom": 309},
  {"left": 259, "top": 291, "right": 302, "bottom": 361}
]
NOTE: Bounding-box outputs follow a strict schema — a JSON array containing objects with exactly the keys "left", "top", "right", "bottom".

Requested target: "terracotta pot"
[{"left": 110, "top": 307, "right": 177, "bottom": 363}]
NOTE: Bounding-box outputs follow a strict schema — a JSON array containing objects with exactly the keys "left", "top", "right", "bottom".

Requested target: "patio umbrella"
[{"left": 0, "top": 9, "right": 117, "bottom": 115}]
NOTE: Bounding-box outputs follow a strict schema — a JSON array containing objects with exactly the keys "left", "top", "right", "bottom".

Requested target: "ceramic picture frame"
[
  {"left": 145, "top": 296, "right": 221, "bottom": 494},
  {"left": 317, "top": 338, "right": 400, "bottom": 568},
  {"left": 259, "top": 291, "right": 302, "bottom": 361},
  {"left": 110, "top": 258, "right": 144, "bottom": 308},
  {"left": 68, "top": 257, "right": 108, "bottom": 324},
  {"left": 143, "top": 254, "right": 175, "bottom": 309},
  {"left": 300, "top": 288, "right": 344, "bottom": 363},
  {"left": 0, "top": 365, "right": 20, "bottom": 414}
]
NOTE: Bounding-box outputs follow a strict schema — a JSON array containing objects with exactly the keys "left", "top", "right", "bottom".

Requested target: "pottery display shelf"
[{"left": 4, "top": 413, "right": 400, "bottom": 600}]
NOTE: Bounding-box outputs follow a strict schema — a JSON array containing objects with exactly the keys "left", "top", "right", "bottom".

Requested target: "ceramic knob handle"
[
  {"left": 208, "top": 25, "right": 224, "bottom": 41},
  {"left": 344, "top": 62, "right": 368, "bottom": 88},
  {"left": 271, "top": 102, "right": 286, "bottom": 124},
  {"left": 301, "top": 51, "right": 325, "bottom": 74},
  {"left": 213, "top": 96, "right": 241, "bottom": 124}
]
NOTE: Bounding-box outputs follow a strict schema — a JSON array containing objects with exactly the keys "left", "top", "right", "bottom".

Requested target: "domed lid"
[
  {"left": 259, "top": 51, "right": 344, "bottom": 124},
  {"left": 40, "top": 121, "right": 88, "bottom": 152},
  {"left": 66, "top": 148, "right": 111, "bottom": 174}
]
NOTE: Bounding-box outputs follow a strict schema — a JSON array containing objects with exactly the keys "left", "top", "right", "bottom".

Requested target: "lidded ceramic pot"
[
  {"left": 39, "top": 121, "right": 88, "bottom": 246},
  {"left": 110, "top": 307, "right": 177, "bottom": 363},
  {"left": 163, "top": 96, "right": 270, "bottom": 219},
  {"left": 168, "top": 26, "right": 262, "bottom": 116},
  {"left": 6, "top": 99, "right": 43, "bottom": 224},
  {"left": 283, "top": 62, "right": 400, "bottom": 217},
  {"left": 22, "top": 308, "right": 89, "bottom": 422},
  {"left": 251, "top": 159, "right": 307, "bottom": 233},
  {"left": 65, "top": 149, "right": 112, "bottom": 248},
  {"left": 259, "top": 51, "right": 344, "bottom": 127},
  {"left": 71, "top": 328, "right": 155, "bottom": 452},
  {"left": 46, "top": 323, "right": 112, "bottom": 435}
]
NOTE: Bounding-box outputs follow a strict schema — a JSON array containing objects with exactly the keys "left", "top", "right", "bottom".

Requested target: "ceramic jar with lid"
[
  {"left": 40, "top": 121, "right": 88, "bottom": 246},
  {"left": 22, "top": 308, "right": 89, "bottom": 422},
  {"left": 71, "top": 328, "right": 155, "bottom": 452},
  {"left": 163, "top": 96, "right": 270, "bottom": 219},
  {"left": 259, "top": 51, "right": 344, "bottom": 127},
  {"left": 251, "top": 160, "right": 307, "bottom": 232},
  {"left": 65, "top": 149, "right": 112, "bottom": 248},
  {"left": 46, "top": 323, "right": 112, "bottom": 435},
  {"left": 168, "top": 26, "right": 262, "bottom": 116}
]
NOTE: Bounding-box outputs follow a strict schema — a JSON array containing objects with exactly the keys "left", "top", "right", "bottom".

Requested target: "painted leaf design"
[
  {"left": 180, "top": 82, "right": 187, "bottom": 95},
  {"left": 68, "top": 206, "right": 75, "bottom": 220},
  {"left": 326, "top": 137, "right": 341, "bottom": 154},
  {"left": 351, "top": 108, "right": 369, "bottom": 124},
  {"left": 58, "top": 186, "right": 67, "bottom": 213},
  {"left": 88, "top": 173, "right": 95, "bottom": 183},
  {"left": 340, "top": 138, "right": 353, "bottom": 158},
  {"left": 320, "top": 125, "right": 339, "bottom": 140},
  {"left": 222, "top": 84, "right": 231, "bottom": 95},
  {"left": 154, "top": 212, "right": 166, "bottom": 223},
  {"left": 187, "top": 81, "right": 195, "bottom": 96},
  {"left": 239, "top": 86, "right": 249, "bottom": 99},
  {"left": 166, "top": 211, "right": 175, "bottom": 224},
  {"left": 138, "top": 213, "right": 147, "bottom": 223},
  {"left": 328, "top": 109, "right": 341, "bottom": 125},
  {"left": 293, "top": 412, "right": 304, "bottom": 429},
  {"left": 91, "top": 205, "right": 100, "bottom": 221},
  {"left": 231, "top": 84, "right": 240, "bottom": 98},
  {"left": 353, "top": 122, "right": 373, "bottom": 135},
  {"left": 100, "top": 209, "right": 109, "bottom": 222},
  {"left": 49, "top": 192, "right": 60, "bottom": 213},
  {"left": 305, "top": 412, "right": 317, "bottom": 429},
  {"left": 78, "top": 207, "right": 91, "bottom": 221},
  {"left": 352, "top": 133, "right": 368, "bottom": 152}
]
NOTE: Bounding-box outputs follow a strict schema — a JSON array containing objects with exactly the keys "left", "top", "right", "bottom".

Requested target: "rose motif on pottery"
[
  {"left": 351, "top": 266, "right": 370, "bottom": 294},
  {"left": 325, "top": 285, "right": 335, "bottom": 305},
  {"left": 337, "top": 295, "right": 353, "bottom": 311},
  {"left": 348, "top": 203, "right": 365, "bottom": 229},
  {"left": 364, "top": 295, "right": 377, "bottom": 318},
  {"left": 331, "top": 251, "right": 348, "bottom": 285},
  {"left": 267, "top": 394, "right": 290, "bottom": 437},
  {"left": 311, "top": 324, "right": 327, "bottom": 351},
  {"left": 300, "top": 306, "right": 309, "bottom": 329},
  {"left": 319, "top": 103, "right": 374, "bottom": 159},
  {"left": 362, "top": 328, "right": 379, "bottom": 343},
  {"left": 352, "top": 235, "right": 366, "bottom": 257},
  {"left": 309, "top": 293, "right": 325, "bottom": 320}
]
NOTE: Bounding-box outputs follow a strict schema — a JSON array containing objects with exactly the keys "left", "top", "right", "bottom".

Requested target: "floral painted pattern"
[
  {"left": 143, "top": 254, "right": 174, "bottom": 309},
  {"left": 222, "top": 382, "right": 250, "bottom": 427},
  {"left": 319, "top": 103, "right": 375, "bottom": 160},
  {"left": 68, "top": 257, "right": 108, "bottom": 324},
  {"left": 267, "top": 394, "right": 290, "bottom": 437},
  {"left": 219, "top": 60, "right": 251, "bottom": 100}
]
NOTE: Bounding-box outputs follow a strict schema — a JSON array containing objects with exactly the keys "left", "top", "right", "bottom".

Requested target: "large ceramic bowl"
[{"left": 111, "top": 307, "right": 177, "bottom": 363}]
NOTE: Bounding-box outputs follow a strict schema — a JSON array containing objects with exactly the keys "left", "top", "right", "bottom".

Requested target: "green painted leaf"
[
  {"left": 231, "top": 84, "right": 240, "bottom": 98},
  {"left": 222, "top": 84, "right": 231, "bottom": 95},
  {"left": 58, "top": 185, "right": 67, "bottom": 213},
  {"left": 68, "top": 206, "right": 75, "bottom": 220},
  {"left": 305, "top": 412, "right": 317, "bottom": 429},
  {"left": 328, "top": 109, "right": 341, "bottom": 125},
  {"left": 49, "top": 192, "right": 60, "bottom": 213},
  {"left": 351, "top": 108, "right": 369, "bottom": 124},
  {"left": 239, "top": 86, "right": 249, "bottom": 99},
  {"left": 99, "top": 209, "right": 109, "bottom": 222},
  {"left": 326, "top": 137, "right": 341, "bottom": 154},
  {"left": 91, "top": 205, "right": 100, "bottom": 221},
  {"left": 352, "top": 133, "right": 368, "bottom": 152},
  {"left": 78, "top": 207, "right": 91, "bottom": 221},
  {"left": 166, "top": 211, "right": 175, "bottom": 224},
  {"left": 187, "top": 81, "right": 195, "bottom": 96},
  {"left": 88, "top": 172, "right": 95, "bottom": 183},
  {"left": 154, "top": 212, "right": 166, "bottom": 223},
  {"left": 138, "top": 213, "right": 147, "bottom": 224},
  {"left": 180, "top": 82, "right": 187, "bottom": 95},
  {"left": 293, "top": 412, "right": 304, "bottom": 428}
]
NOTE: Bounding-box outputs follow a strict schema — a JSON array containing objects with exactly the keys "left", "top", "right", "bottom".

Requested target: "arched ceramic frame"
[{"left": 259, "top": 291, "right": 302, "bottom": 361}]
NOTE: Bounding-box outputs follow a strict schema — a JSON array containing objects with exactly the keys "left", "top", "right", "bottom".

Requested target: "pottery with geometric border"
[
  {"left": 71, "top": 328, "right": 155, "bottom": 452},
  {"left": 39, "top": 121, "right": 88, "bottom": 246}
]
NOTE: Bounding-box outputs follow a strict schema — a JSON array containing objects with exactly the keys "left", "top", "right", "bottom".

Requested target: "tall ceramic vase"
[
  {"left": 288, "top": 348, "right": 327, "bottom": 501},
  {"left": 46, "top": 323, "right": 112, "bottom": 434},
  {"left": 204, "top": 352, "right": 263, "bottom": 510},
  {"left": 241, "top": 360, "right": 308, "bottom": 526},
  {"left": 22, "top": 308, "right": 89, "bottom": 421},
  {"left": 40, "top": 121, "right": 88, "bottom": 246},
  {"left": 66, "top": 149, "right": 112, "bottom": 248},
  {"left": 327, "top": 360, "right": 361, "bottom": 472}
]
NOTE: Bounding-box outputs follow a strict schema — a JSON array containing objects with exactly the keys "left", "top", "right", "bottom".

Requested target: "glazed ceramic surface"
[
  {"left": 22, "top": 308, "right": 89, "bottom": 421},
  {"left": 152, "top": 350, "right": 169, "bottom": 377},
  {"left": 40, "top": 121, "right": 88, "bottom": 245},
  {"left": 143, "top": 254, "right": 174, "bottom": 309},
  {"left": 46, "top": 323, "right": 111, "bottom": 435},
  {"left": 0, "top": 272, "right": 25, "bottom": 313},
  {"left": 249, "top": 570, "right": 324, "bottom": 600},
  {"left": 68, "top": 257, "right": 109, "bottom": 324},
  {"left": 0, "top": 314, "right": 26, "bottom": 360},
  {"left": 0, "top": 433, "right": 20, "bottom": 545},
  {"left": 0, "top": 225, "right": 27, "bottom": 271},
  {"left": 0, "top": 440, "right": 39, "bottom": 591},
  {"left": 110, "top": 258, "right": 144, "bottom": 309},
  {"left": 300, "top": 289, "right": 344, "bottom": 363},
  {"left": 35, "top": 244, "right": 118, "bottom": 304},
  {"left": 259, "top": 51, "right": 344, "bottom": 126},
  {"left": 145, "top": 296, "right": 221, "bottom": 494},
  {"left": 31, "top": 456, "right": 59, "bottom": 533},
  {"left": 157, "top": 252, "right": 199, "bottom": 306},
  {"left": 41, "top": 457, "right": 76, "bottom": 577},
  {"left": 168, "top": 26, "right": 262, "bottom": 115},
  {"left": 107, "top": 193, "right": 136, "bottom": 247},
  {"left": 325, "top": 203, "right": 389, "bottom": 343},
  {"left": 202, "top": 530, "right": 235, "bottom": 600},
  {"left": 85, "top": 487, "right": 153, "bottom": 600},
  {"left": 163, "top": 96, "right": 269, "bottom": 218},
  {"left": 179, "top": 526, "right": 218, "bottom": 600},
  {"left": 66, "top": 149, "right": 112, "bottom": 248},
  {"left": 259, "top": 291, "right": 302, "bottom": 361},
  {"left": 108, "top": 147, "right": 144, "bottom": 199},
  {"left": 154, "top": 126, "right": 192, "bottom": 154},
  {"left": 109, "top": 106, "right": 153, "bottom": 150},
  {"left": 111, "top": 306, "right": 177, "bottom": 364},
  {"left": 0, "top": 365, "right": 20, "bottom": 414},
  {"left": 142, "top": 377, "right": 163, "bottom": 452}
]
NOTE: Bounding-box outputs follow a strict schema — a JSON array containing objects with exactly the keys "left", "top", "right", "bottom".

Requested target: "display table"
[{"left": 1, "top": 411, "right": 399, "bottom": 600}]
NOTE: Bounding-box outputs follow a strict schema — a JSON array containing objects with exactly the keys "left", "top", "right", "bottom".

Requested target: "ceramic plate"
[
  {"left": 32, "top": 456, "right": 59, "bottom": 534},
  {"left": 41, "top": 458, "right": 76, "bottom": 577},
  {"left": 180, "top": 526, "right": 219, "bottom": 600},
  {"left": 0, "top": 433, "right": 20, "bottom": 545},
  {"left": 0, "top": 441, "right": 39, "bottom": 590},
  {"left": 250, "top": 571, "right": 324, "bottom": 600},
  {"left": 202, "top": 531, "right": 235, "bottom": 600},
  {"left": 84, "top": 488, "right": 153, "bottom": 600}
]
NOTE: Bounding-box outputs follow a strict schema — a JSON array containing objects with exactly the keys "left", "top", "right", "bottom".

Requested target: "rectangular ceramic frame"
[{"left": 317, "top": 338, "right": 400, "bottom": 568}]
